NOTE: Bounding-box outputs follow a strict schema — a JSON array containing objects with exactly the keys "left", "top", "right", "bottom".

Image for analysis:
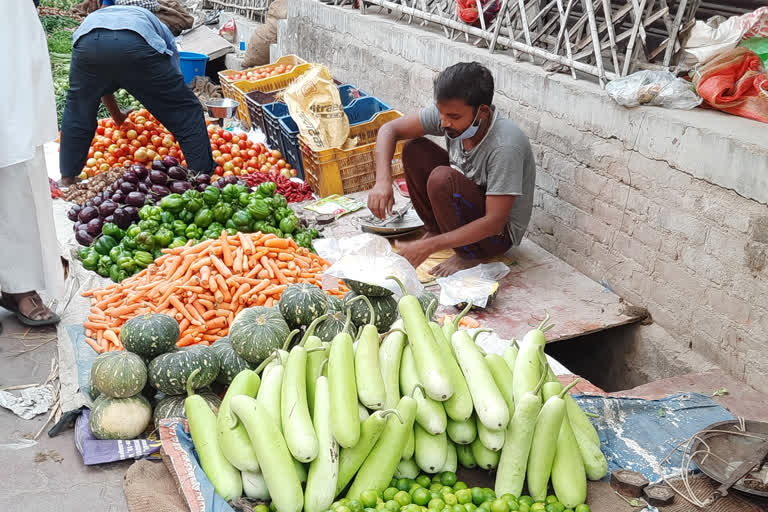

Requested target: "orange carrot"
[
  {"left": 210, "top": 254, "right": 232, "bottom": 277},
  {"left": 200, "top": 265, "right": 211, "bottom": 287},
  {"left": 221, "top": 230, "right": 233, "bottom": 267}
]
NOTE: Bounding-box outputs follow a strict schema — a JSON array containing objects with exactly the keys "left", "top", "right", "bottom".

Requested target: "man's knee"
[
  {"left": 426, "top": 165, "right": 455, "bottom": 199},
  {"left": 402, "top": 137, "right": 434, "bottom": 168}
]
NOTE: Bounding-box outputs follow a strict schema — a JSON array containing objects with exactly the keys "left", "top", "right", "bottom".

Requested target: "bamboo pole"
[
  {"left": 622, "top": 0, "right": 647, "bottom": 76},
  {"left": 600, "top": 0, "right": 621, "bottom": 74},
  {"left": 583, "top": 0, "right": 606, "bottom": 85}
]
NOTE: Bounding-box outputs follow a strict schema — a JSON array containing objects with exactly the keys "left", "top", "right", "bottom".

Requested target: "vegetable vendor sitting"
[
  {"left": 367, "top": 62, "right": 536, "bottom": 276},
  {"left": 59, "top": 0, "right": 215, "bottom": 186}
]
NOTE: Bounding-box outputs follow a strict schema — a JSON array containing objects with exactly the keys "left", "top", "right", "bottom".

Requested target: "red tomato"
[
  {"left": 96, "top": 126, "right": 105, "bottom": 135},
  {"left": 221, "top": 131, "right": 233, "bottom": 142}
]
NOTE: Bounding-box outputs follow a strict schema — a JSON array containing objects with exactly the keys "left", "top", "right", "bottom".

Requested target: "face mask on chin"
[{"left": 446, "top": 107, "right": 483, "bottom": 141}]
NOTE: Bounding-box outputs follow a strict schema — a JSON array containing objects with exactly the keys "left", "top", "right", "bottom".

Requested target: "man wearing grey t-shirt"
[{"left": 368, "top": 62, "right": 536, "bottom": 276}]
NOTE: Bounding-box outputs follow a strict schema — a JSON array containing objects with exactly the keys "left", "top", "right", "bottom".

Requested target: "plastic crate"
[
  {"left": 278, "top": 116, "right": 305, "bottom": 180},
  {"left": 263, "top": 102, "right": 290, "bottom": 150},
  {"left": 243, "top": 82, "right": 358, "bottom": 134},
  {"left": 300, "top": 110, "right": 405, "bottom": 197},
  {"left": 218, "top": 56, "right": 310, "bottom": 126},
  {"left": 344, "top": 96, "right": 392, "bottom": 125}
]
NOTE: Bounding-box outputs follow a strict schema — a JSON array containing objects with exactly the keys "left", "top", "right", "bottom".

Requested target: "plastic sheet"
[
  {"left": 606, "top": 71, "right": 702, "bottom": 110},
  {"left": 435, "top": 262, "right": 510, "bottom": 308},
  {"left": 74, "top": 409, "right": 161, "bottom": 466}
]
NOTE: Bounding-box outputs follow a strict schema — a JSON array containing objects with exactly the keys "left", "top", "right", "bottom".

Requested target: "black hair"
[{"left": 433, "top": 62, "right": 494, "bottom": 107}]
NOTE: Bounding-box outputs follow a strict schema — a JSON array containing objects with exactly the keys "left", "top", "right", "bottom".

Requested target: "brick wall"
[{"left": 279, "top": 2, "right": 768, "bottom": 393}]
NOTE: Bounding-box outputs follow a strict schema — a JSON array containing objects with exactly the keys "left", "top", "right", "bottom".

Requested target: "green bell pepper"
[
  {"left": 109, "top": 264, "right": 127, "bottom": 283},
  {"left": 202, "top": 186, "right": 221, "bottom": 206},
  {"left": 272, "top": 194, "right": 288, "bottom": 209},
  {"left": 101, "top": 223, "right": 124, "bottom": 240},
  {"left": 213, "top": 203, "right": 234, "bottom": 224},
  {"left": 133, "top": 251, "right": 154, "bottom": 269},
  {"left": 172, "top": 220, "right": 188, "bottom": 238},
  {"left": 247, "top": 199, "right": 270, "bottom": 220},
  {"left": 225, "top": 219, "right": 237, "bottom": 231},
  {"left": 153, "top": 227, "right": 174, "bottom": 248},
  {"left": 274, "top": 207, "right": 292, "bottom": 222},
  {"left": 139, "top": 205, "right": 162, "bottom": 222},
  {"left": 232, "top": 209, "right": 253, "bottom": 229},
  {"left": 185, "top": 224, "right": 203, "bottom": 240},
  {"left": 169, "top": 237, "right": 187, "bottom": 249},
  {"left": 279, "top": 215, "right": 299, "bottom": 235},
  {"left": 117, "top": 256, "right": 135, "bottom": 273},
  {"left": 97, "top": 255, "right": 112, "bottom": 277},
  {"left": 109, "top": 245, "right": 123, "bottom": 264},
  {"left": 78, "top": 247, "right": 93, "bottom": 261},
  {"left": 221, "top": 184, "right": 239, "bottom": 203},
  {"left": 161, "top": 194, "right": 184, "bottom": 213},
  {"left": 126, "top": 225, "right": 141, "bottom": 238},
  {"left": 252, "top": 221, "right": 268, "bottom": 233},
  {"left": 309, "top": 228, "right": 319, "bottom": 238},
  {"left": 182, "top": 189, "right": 202, "bottom": 204},
  {"left": 94, "top": 235, "right": 118, "bottom": 256},
  {"left": 178, "top": 209, "right": 195, "bottom": 224},
  {"left": 135, "top": 231, "right": 155, "bottom": 251},
  {"left": 226, "top": 228, "right": 237, "bottom": 236},
  {"left": 81, "top": 251, "right": 100, "bottom": 271},
  {"left": 194, "top": 208, "right": 213, "bottom": 228},
  {"left": 159, "top": 211, "right": 175, "bottom": 226},
  {"left": 234, "top": 184, "right": 248, "bottom": 197},
  {"left": 206, "top": 222, "right": 224, "bottom": 236},
  {"left": 122, "top": 236, "right": 137, "bottom": 251},
  {"left": 238, "top": 192, "right": 252, "bottom": 207},
  {"left": 257, "top": 181, "right": 277, "bottom": 197},
  {"left": 153, "top": 248, "right": 164, "bottom": 260},
  {"left": 138, "top": 219, "right": 160, "bottom": 233}
]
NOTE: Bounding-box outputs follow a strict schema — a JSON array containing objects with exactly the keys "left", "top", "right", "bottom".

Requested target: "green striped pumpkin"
[
  {"left": 210, "top": 337, "right": 252, "bottom": 385},
  {"left": 418, "top": 290, "right": 439, "bottom": 320},
  {"left": 147, "top": 345, "right": 220, "bottom": 395},
  {"left": 89, "top": 394, "right": 152, "bottom": 440},
  {"left": 229, "top": 306, "right": 291, "bottom": 365},
  {"left": 344, "top": 278, "right": 393, "bottom": 297},
  {"left": 90, "top": 351, "right": 147, "bottom": 399},
  {"left": 153, "top": 392, "right": 221, "bottom": 428},
  {"left": 343, "top": 291, "right": 398, "bottom": 332},
  {"left": 278, "top": 283, "right": 329, "bottom": 329},
  {"left": 121, "top": 313, "right": 179, "bottom": 358},
  {"left": 314, "top": 310, "right": 354, "bottom": 342},
  {"left": 326, "top": 295, "right": 343, "bottom": 312}
]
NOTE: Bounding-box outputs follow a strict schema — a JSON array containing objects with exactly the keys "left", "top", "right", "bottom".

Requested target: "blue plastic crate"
[
  {"left": 337, "top": 84, "right": 368, "bottom": 106},
  {"left": 344, "top": 96, "right": 392, "bottom": 126},
  {"left": 262, "top": 102, "right": 290, "bottom": 150},
  {"left": 278, "top": 116, "right": 305, "bottom": 181}
]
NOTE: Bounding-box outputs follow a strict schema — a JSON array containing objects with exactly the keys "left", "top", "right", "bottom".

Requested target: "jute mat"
[{"left": 123, "top": 457, "right": 188, "bottom": 512}]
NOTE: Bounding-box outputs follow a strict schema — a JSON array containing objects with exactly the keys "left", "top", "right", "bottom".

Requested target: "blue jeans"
[{"left": 59, "top": 29, "right": 214, "bottom": 177}]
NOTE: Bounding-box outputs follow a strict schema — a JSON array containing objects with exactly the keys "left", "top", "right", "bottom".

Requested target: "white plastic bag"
[
  {"left": 315, "top": 233, "right": 424, "bottom": 297},
  {"left": 683, "top": 16, "right": 747, "bottom": 66},
  {"left": 605, "top": 71, "right": 702, "bottom": 110},
  {"left": 435, "top": 262, "right": 510, "bottom": 308}
]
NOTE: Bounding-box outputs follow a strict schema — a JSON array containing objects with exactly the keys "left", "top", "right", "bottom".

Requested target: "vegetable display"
[
  {"left": 75, "top": 169, "right": 320, "bottom": 281},
  {"left": 81, "top": 233, "right": 346, "bottom": 353},
  {"left": 243, "top": 172, "right": 313, "bottom": 203}
]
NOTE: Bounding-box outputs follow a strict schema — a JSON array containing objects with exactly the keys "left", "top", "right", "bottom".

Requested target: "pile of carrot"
[
  {"left": 440, "top": 313, "right": 481, "bottom": 329},
  {"left": 82, "top": 232, "right": 347, "bottom": 354}
]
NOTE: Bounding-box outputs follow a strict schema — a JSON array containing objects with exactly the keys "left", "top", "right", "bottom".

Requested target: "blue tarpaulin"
[{"left": 574, "top": 392, "right": 735, "bottom": 483}]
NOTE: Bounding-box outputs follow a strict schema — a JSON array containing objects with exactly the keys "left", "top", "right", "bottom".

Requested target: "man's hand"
[
  {"left": 394, "top": 239, "right": 433, "bottom": 269},
  {"left": 367, "top": 182, "right": 395, "bottom": 220}
]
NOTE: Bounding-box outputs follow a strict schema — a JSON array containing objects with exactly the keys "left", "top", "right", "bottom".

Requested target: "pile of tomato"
[
  {"left": 75, "top": 109, "right": 297, "bottom": 181},
  {"left": 208, "top": 125, "right": 296, "bottom": 179},
  {"left": 80, "top": 109, "right": 185, "bottom": 178},
  {"left": 226, "top": 64, "right": 295, "bottom": 82}
]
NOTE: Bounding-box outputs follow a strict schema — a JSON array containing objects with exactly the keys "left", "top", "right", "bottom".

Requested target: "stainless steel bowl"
[{"left": 205, "top": 98, "right": 239, "bottom": 119}]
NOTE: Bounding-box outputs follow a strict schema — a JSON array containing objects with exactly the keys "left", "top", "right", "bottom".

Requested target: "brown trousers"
[{"left": 403, "top": 138, "right": 512, "bottom": 260}]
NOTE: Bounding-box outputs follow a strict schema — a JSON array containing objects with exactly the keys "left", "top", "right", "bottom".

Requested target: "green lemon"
[
  {"left": 337, "top": 506, "right": 352, "bottom": 512},
  {"left": 254, "top": 505, "right": 269, "bottom": 512},
  {"left": 451, "top": 505, "right": 465, "bottom": 512},
  {"left": 404, "top": 505, "right": 421, "bottom": 512},
  {"left": 376, "top": 504, "right": 387, "bottom": 511},
  {"left": 428, "top": 498, "right": 446, "bottom": 511},
  {"left": 431, "top": 483, "right": 445, "bottom": 492},
  {"left": 414, "top": 488, "right": 432, "bottom": 506},
  {"left": 545, "top": 504, "right": 564, "bottom": 512},
  {"left": 574, "top": 506, "right": 590, "bottom": 512},
  {"left": 361, "top": 491, "right": 379, "bottom": 509},
  {"left": 384, "top": 488, "right": 399, "bottom": 502},
  {"left": 365, "top": 508, "right": 377, "bottom": 512},
  {"left": 471, "top": 488, "right": 487, "bottom": 506},
  {"left": 398, "top": 479, "right": 413, "bottom": 491},
  {"left": 530, "top": 503, "right": 545, "bottom": 512},
  {"left": 483, "top": 489, "right": 496, "bottom": 502},
  {"left": 418, "top": 475, "right": 433, "bottom": 488},
  {"left": 395, "top": 491, "right": 413, "bottom": 507},
  {"left": 490, "top": 499, "right": 509, "bottom": 512},
  {"left": 517, "top": 505, "right": 530, "bottom": 512},
  {"left": 444, "top": 494, "right": 458, "bottom": 506},
  {"left": 456, "top": 489, "right": 473, "bottom": 505},
  {"left": 431, "top": 491, "right": 443, "bottom": 501},
  {"left": 411, "top": 484, "right": 425, "bottom": 494},
  {"left": 501, "top": 495, "right": 517, "bottom": 508},
  {"left": 545, "top": 497, "right": 558, "bottom": 505},
  {"left": 464, "top": 504, "right": 477, "bottom": 512},
  {"left": 349, "top": 499, "right": 363, "bottom": 512},
  {"left": 385, "top": 501, "right": 399, "bottom": 512},
  {"left": 564, "top": 509, "right": 574, "bottom": 512},
  {"left": 453, "top": 482, "right": 468, "bottom": 491},
  {"left": 518, "top": 497, "right": 534, "bottom": 507},
  {"left": 477, "top": 502, "right": 491, "bottom": 512},
  {"left": 391, "top": 479, "right": 399, "bottom": 488},
  {"left": 440, "top": 472, "right": 458, "bottom": 487}
]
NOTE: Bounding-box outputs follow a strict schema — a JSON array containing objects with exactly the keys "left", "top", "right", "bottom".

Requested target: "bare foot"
[
  {"left": 59, "top": 176, "right": 76, "bottom": 187},
  {"left": 429, "top": 254, "right": 481, "bottom": 277}
]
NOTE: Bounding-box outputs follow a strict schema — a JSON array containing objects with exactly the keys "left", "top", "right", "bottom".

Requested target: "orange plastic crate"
[
  {"left": 218, "top": 56, "right": 309, "bottom": 126},
  {"left": 299, "top": 110, "right": 405, "bottom": 197}
]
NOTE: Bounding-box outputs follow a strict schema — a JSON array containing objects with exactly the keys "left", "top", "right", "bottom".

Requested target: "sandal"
[{"left": 0, "top": 292, "right": 60, "bottom": 327}]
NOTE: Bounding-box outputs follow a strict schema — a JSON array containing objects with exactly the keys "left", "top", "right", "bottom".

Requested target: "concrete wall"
[{"left": 278, "top": 1, "right": 768, "bottom": 392}]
